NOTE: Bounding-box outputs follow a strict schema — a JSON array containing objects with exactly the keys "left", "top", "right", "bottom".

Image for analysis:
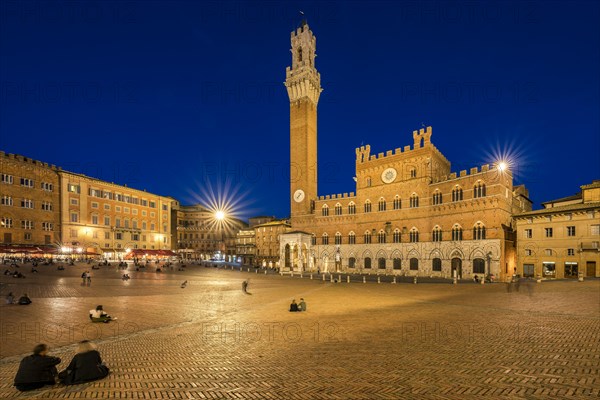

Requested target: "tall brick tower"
[{"left": 285, "top": 20, "right": 322, "bottom": 218}]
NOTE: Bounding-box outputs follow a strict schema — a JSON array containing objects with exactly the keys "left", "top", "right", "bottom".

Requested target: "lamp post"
[
  {"left": 486, "top": 251, "right": 492, "bottom": 282},
  {"left": 215, "top": 210, "right": 225, "bottom": 260}
]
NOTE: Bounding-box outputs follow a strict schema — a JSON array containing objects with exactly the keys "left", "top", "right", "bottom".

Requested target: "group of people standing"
[
  {"left": 14, "top": 342, "right": 109, "bottom": 391},
  {"left": 81, "top": 271, "right": 92, "bottom": 285}
]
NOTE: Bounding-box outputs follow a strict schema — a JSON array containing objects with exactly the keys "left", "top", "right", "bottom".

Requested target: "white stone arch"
[
  {"left": 429, "top": 248, "right": 442, "bottom": 260},
  {"left": 362, "top": 249, "right": 373, "bottom": 258},
  {"left": 391, "top": 249, "right": 402, "bottom": 260},
  {"left": 449, "top": 248, "right": 464, "bottom": 260},
  {"left": 376, "top": 249, "right": 387, "bottom": 259},
  {"left": 406, "top": 248, "right": 420, "bottom": 259}
]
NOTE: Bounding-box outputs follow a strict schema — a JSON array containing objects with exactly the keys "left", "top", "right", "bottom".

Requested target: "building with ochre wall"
[{"left": 514, "top": 181, "right": 600, "bottom": 279}]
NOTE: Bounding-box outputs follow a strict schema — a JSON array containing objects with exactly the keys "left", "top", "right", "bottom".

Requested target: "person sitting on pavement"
[
  {"left": 58, "top": 340, "right": 109, "bottom": 385},
  {"left": 289, "top": 299, "right": 300, "bottom": 312},
  {"left": 13, "top": 343, "right": 61, "bottom": 392},
  {"left": 18, "top": 293, "right": 32, "bottom": 305},
  {"left": 299, "top": 298, "right": 307, "bottom": 312},
  {"left": 180, "top": 280, "right": 188, "bottom": 288},
  {"left": 31, "top": 267, "right": 38, "bottom": 273},
  {"left": 89, "top": 305, "right": 115, "bottom": 323},
  {"left": 6, "top": 292, "right": 15, "bottom": 304},
  {"left": 474, "top": 275, "right": 480, "bottom": 283}
]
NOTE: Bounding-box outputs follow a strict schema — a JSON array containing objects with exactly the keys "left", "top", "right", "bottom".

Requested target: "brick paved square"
[{"left": 1, "top": 263, "right": 599, "bottom": 399}]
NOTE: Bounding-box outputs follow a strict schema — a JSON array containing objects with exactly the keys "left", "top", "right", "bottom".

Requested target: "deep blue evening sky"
[{"left": 1, "top": 1, "right": 599, "bottom": 220}]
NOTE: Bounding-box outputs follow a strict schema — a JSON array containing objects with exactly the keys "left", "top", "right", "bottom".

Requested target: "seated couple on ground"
[
  {"left": 289, "top": 298, "right": 307, "bottom": 312},
  {"left": 89, "top": 305, "right": 116, "bottom": 323},
  {"left": 14, "top": 341, "right": 109, "bottom": 391}
]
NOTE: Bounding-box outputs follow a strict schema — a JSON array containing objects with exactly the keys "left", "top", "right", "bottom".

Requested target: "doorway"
[
  {"left": 587, "top": 261, "right": 597, "bottom": 277},
  {"left": 451, "top": 258, "right": 462, "bottom": 279}
]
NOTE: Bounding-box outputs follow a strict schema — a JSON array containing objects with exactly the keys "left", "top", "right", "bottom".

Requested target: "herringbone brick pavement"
[{"left": 0, "top": 263, "right": 598, "bottom": 399}]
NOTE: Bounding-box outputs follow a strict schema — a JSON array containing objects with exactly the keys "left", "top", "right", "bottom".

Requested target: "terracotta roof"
[
  {"left": 541, "top": 193, "right": 582, "bottom": 205},
  {"left": 514, "top": 202, "right": 600, "bottom": 218}
]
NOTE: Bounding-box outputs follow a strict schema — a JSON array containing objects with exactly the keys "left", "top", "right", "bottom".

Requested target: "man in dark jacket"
[{"left": 14, "top": 344, "right": 61, "bottom": 391}]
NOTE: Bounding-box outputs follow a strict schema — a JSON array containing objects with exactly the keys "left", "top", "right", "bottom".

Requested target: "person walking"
[
  {"left": 242, "top": 279, "right": 250, "bottom": 294},
  {"left": 14, "top": 344, "right": 61, "bottom": 391},
  {"left": 6, "top": 292, "right": 15, "bottom": 304},
  {"left": 86, "top": 272, "right": 92, "bottom": 286}
]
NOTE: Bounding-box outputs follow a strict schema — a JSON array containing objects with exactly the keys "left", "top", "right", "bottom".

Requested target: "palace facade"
[{"left": 280, "top": 22, "right": 532, "bottom": 281}]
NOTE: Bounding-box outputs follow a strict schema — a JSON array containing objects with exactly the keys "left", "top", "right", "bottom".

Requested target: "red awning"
[
  {"left": 0, "top": 245, "right": 58, "bottom": 254},
  {"left": 124, "top": 249, "right": 177, "bottom": 258}
]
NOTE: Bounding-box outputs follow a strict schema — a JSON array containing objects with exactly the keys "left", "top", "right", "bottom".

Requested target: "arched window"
[
  {"left": 311, "top": 235, "right": 316, "bottom": 245},
  {"left": 474, "top": 182, "right": 486, "bottom": 198},
  {"left": 378, "top": 230, "right": 386, "bottom": 243},
  {"left": 452, "top": 186, "right": 463, "bottom": 202},
  {"left": 393, "top": 258, "right": 401, "bottom": 270},
  {"left": 432, "top": 190, "right": 442, "bottom": 205},
  {"left": 409, "top": 228, "right": 419, "bottom": 243},
  {"left": 334, "top": 203, "right": 342, "bottom": 216},
  {"left": 297, "top": 47, "right": 303, "bottom": 62},
  {"left": 378, "top": 198, "right": 386, "bottom": 212},
  {"left": 452, "top": 224, "right": 463, "bottom": 241},
  {"left": 348, "top": 231, "right": 356, "bottom": 244},
  {"left": 432, "top": 258, "right": 442, "bottom": 271},
  {"left": 348, "top": 257, "right": 356, "bottom": 268},
  {"left": 335, "top": 232, "right": 342, "bottom": 245},
  {"left": 432, "top": 226, "right": 442, "bottom": 242},
  {"left": 393, "top": 195, "right": 401, "bottom": 210},
  {"left": 348, "top": 202, "right": 356, "bottom": 215},
  {"left": 410, "top": 193, "right": 419, "bottom": 208},
  {"left": 364, "top": 200, "right": 372, "bottom": 213},
  {"left": 321, "top": 204, "right": 329, "bottom": 217},
  {"left": 321, "top": 232, "right": 329, "bottom": 245},
  {"left": 363, "top": 231, "right": 372, "bottom": 244},
  {"left": 393, "top": 229, "right": 401, "bottom": 243},
  {"left": 473, "top": 258, "right": 485, "bottom": 274},
  {"left": 473, "top": 223, "right": 486, "bottom": 240},
  {"left": 378, "top": 257, "right": 386, "bottom": 269},
  {"left": 410, "top": 258, "right": 419, "bottom": 270},
  {"left": 410, "top": 168, "right": 417, "bottom": 178},
  {"left": 364, "top": 257, "right": 372, "bottom": 269},
  {"left": 366, "top": 177, "right": 372, "bottom": 187}
]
